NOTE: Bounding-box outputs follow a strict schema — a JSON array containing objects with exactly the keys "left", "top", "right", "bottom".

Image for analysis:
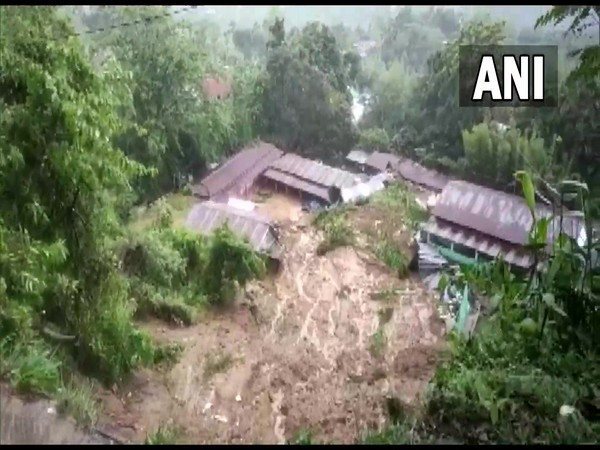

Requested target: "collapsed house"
[
  {"left": 352, "top": 150, "right": 450, "bottom": 193},
  {"left": 185, "top": 201, "right": 283, "bottom": 268},
  {"left": 345, "top": 149, "right": 370, "bottom": 172},
  {"left": 258, "top": 153, "right": 366, "bottom": 206},
  {"left": 192, "top": 141, "right": 283, "bottom": 201},
  {"left": 421, "top": 180, "right": 586, "bottom": 271},
  {"left": 363, "top": 151, "right": 401, "bottom": 175}
]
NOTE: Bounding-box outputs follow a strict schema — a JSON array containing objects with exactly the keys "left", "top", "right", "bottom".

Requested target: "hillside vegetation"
[{"left": 1, "top": 5, "right": 598, "bottom": 444}]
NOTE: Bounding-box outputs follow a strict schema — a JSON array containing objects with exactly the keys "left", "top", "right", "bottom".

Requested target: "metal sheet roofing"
[
  {"left": 423, "top": 218, "right": 534, "bottom": 269},
  {"left": 262, "top": 168, "right": 334, "bottom": 204},
  {"left": 364, "top": 152, "right": 401, "bottom": 173},
  {"left": 396, "top": 159, "right": 450, "bottom": 192},
  {"left": 185, "top": 201, "right": 282, "bottom": 259},
  {"left": 432, "top": 180, "right": 585, "bottom": 248},
  {"left": 269, "top": 153, "right": 364, "bottom": 189},
  {"left": 193, "top": 141, "right": 283, "bottom": 200},
  {"left": 346, "top": 149, "right": 370, "bottom": 165}
]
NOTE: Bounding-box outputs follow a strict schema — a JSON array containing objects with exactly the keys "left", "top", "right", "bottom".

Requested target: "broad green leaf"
[{"left": 514, "top": 170, "right": 536, "bottom": 214}]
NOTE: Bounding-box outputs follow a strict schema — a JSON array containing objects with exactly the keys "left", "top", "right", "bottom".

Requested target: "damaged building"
[
  {"left": 185, "top": 201, "right": 283, "bottom": 270},
  {"left": 421, "top": 180, "right": 586, "bottom": 271}
]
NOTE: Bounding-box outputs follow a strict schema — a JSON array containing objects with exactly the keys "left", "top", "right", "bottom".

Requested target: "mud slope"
[{"left": 97, "top": 225, "right": 445, "bottom": 444}]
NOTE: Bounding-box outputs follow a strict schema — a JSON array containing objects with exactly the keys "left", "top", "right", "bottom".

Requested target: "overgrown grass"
[
  {"left": 371, "top": 182, "right": 428, "bottom": 230},
  {"left": 56, "top": 378, "right": 99, "bottom": 427},
  {"left": 313, "top": 206, "right": 356, "bottom": 255},
  {"left": 374, "top": 240, "right": 409, "bottom": 277},
  {"left": 0, "top": 340, "right": 61, "bottom": 396}
]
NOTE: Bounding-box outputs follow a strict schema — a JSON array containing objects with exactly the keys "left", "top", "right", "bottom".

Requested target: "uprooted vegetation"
[
  {"left": 314, "top": 182, "right": 426, "bottom": 275},
  {"left": 366, "top": 174, "right": 600, "bottom": 445}
]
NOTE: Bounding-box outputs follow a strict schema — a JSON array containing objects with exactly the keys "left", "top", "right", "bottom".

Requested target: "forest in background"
[{"left": 1, "top": 5, "right": 599, "bottom": 444}]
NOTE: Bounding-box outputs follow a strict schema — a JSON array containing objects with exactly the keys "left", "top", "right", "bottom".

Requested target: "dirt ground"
[
  {"left": 253, "top": 191, "right": 303, "bottom": 224},
  {"left": 95, "top": 216, "right": 446, "bottom": 444}
]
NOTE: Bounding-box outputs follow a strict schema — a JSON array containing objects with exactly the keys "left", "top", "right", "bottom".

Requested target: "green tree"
[
  {"left": 259, "top": 19, "right": 358, "bottom": 162},
  {"left": 359, "top": 128, "right": 391, "bottom": 153},
  {"left": 460, "top": 121, "right": 556, "bottom": 189},
  {"left": 0, "top": 6, "right": 154, "bottom": 383},
  {"left": 536, "top": 6, "right": 600, "bottom": 83},
  {"left": 411, "top": 19, "right": 506, "bottom": 168}
]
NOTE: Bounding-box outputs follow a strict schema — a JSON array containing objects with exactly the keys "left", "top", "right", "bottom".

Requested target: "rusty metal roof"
[
  {"left": 423, "top": 218, "right": 534, "bottom": 269},
  {"left": 433, "top": 180, "right": 585, "bottom": 248},
  {"left": 185, "top": 201, "right": 282, "bottom": 259},
  {"left": 269, "top": 153, "right": 364, "bottom": 189},
  {"left": 193, "top": 141, "right": 283, "bottom": 200},
  {"left": 261, "top": 168, "right": 334, "bottom": 204},
  {"left": 364, "top": 152, "right": 401, "bottom": 173},
  {"left": 396, "top": 159, "right": 450, "bottom": 192}
]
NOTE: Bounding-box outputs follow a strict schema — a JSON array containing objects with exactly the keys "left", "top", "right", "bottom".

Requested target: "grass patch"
[
  {"left": 153, "top": 342, "right": 184, "bottom": 368},
  {"left": 203, "top": 351, "right": 234, "bottom": 381},
  {"left": 314, "top": 207, "right": 356, "bottom": 255},
  {"left": 0, "top": 339, "right": 61, "bottom": 396},
  {"left": 290, "top": 428, "right": 315, "bottom": 444},
  {"left": 145, "top": 422, "right": 182, "bottom": 445},
  {"left": 370, "top": 287, "right": 401, "bottom": 302},
  {"left": 371, "top": 182, "right": 428, "bottom": 230},
  {"left": 374, "top": 240, "right": 409, "bottom": 277},
  {"left": 369, "top": 328, "right": 387, "bottom": 358},
  {"left": 56, "top": 378, "right": 99, "bottom": 427}
]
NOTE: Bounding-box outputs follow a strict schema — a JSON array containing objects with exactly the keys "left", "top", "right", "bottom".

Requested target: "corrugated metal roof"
[
  {"left": 202, "top": 77, "right": 232, "bottom": 100},
  {"left": 433, "top": 180, "right": 585, "bottom": 248},
  {"left": 193, "top": 141, "right": 284, "bottom": 200},
  {"left": 346, "top": 149, "right": 369, "bottom": 165},
  {"left": 269, "top": 153, "right": 364, "bottom": 189},
  {"left": 423, "top": 218, "right": 534, "bottom": 269},
  {"left": 262, "top": 168, "right": 334, "bottom": 204},
  {"left": 364, "top": 152, "right": 401, "bottom": 172},
  {"left": 185, "top": 201, "right": 282, "bottom": 259},
  {"left": 396, "top": 159, "right": 450, "bottom": 192}
]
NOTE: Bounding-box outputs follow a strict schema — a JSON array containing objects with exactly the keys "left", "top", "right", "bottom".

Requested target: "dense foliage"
[
  {"left": 0, "top": 6, "right": 266, "bottom": 396},
  {"left": 1, "top": 4, "right": 599, "bottom": 444}
]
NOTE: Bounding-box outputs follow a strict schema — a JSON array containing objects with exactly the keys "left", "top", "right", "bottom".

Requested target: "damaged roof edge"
[{"left": 185, "top": 201, "right": 283, "bottom": 259}]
